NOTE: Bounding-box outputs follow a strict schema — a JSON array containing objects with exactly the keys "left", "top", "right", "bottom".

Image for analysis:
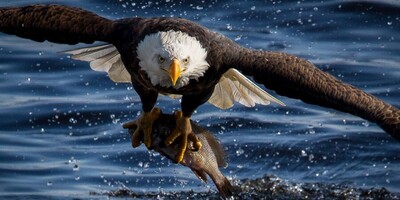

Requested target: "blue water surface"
[{"left": 0, "top": 0, "right": 399, "bottom": 199}]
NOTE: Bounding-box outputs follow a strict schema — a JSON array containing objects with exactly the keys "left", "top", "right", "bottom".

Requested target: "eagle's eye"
[
  {"left": 158, "top": 56, "right": 166, "bottom": 63},
  {"left": 182, "top": 57, "right": 190, "bottom": 65}
]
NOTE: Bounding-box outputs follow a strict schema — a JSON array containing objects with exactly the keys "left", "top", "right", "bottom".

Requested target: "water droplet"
[
  {"left": 234, "top": 35, "right": 242, "bottom": 41},
  {"left": 195, "top": 6, "right": 203, "bottom": 10},
  {"left": 143, "top": 162, "right": 149, "bottom": 168},
  {"left": 387, "top": 21, "right": 392, "bottom": 26},
  {"left": 75, "top": 176, "right": 80, "bottom": 181},
  {"left": 250, "top": 6, "right": 256, "bottom": 10},
  {"left": 297, "top": 18, "right": 303, "bottom": 25},
  {"left": 301, "top": 150, "right": 307, "bottom": 157},
  {"left": 73, "top": 164, "right": 79, "bottom": 171},
  {"left": 236, "top": 148, "right": 244, "bottom": 156},
  {"left": 308, "top": 154, "right": 314, "bottom": 162},
  {"left": 112, "top": 118, "right": 120, "bottom": 124},
  {"left": 69, "top": 118, "right": 77, "bottom": 124},
  {"left": 47, "top": 181, "right": 53, "bottom": 186},
  {"left": 226, "top": 24, "right": 232, "bottom": 30},
  {"left": 68, "top": 157, "right": 75, "bottom": 163}
]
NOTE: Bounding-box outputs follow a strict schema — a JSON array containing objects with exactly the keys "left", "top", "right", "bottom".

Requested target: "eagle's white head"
[{"left": 137, "top": 30, "right": 210, "bottom": 89}]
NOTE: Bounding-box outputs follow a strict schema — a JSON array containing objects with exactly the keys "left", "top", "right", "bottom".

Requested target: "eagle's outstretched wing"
[
  {"left": 0, "top": 4, "right": 114, "bottom": 44},
  {"left": 64, "top": 44, "right": 286, "bottom": 109},
  {"left": 223, "top": 44, "right": 400, "bottom": 139}
]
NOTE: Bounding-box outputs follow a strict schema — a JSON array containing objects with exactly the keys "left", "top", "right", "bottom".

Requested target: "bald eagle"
[{"left": 0, "top": 5, "right": 399, "bottom": 163}]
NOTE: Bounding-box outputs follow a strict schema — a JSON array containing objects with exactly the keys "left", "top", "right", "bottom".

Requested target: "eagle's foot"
[
  {"left": 165, "top": 110, "right": 202, "bottom": 163},
  {"left": 123, "top": 107, "right": 161, "bottom": 149}
]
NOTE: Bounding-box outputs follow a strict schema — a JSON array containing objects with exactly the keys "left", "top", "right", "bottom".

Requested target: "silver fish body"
[{"left": 130, "top": 113, "right": 234, "bottom": 198}]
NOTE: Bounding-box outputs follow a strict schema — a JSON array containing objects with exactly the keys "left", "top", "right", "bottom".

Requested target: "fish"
[{"left": 127, "top": 112, "right": 235, "bottom": 198}]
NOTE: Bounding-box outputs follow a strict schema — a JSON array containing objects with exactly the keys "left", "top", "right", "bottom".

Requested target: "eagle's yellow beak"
[{"left": 169, "top": 59, "right": 181, "bottom": 86}]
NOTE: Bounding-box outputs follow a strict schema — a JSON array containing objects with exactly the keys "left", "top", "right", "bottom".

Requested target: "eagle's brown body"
[{"left": 0, "top": 5, "right": 398, "bottom": 140}]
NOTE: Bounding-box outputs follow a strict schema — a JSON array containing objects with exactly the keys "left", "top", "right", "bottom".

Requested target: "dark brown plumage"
[
  {"left": 230, "top": 50, "right": 400, "bottom": 138},
  {"left": 0, "top": 4, "right": 398, "bottom": 144},
  {"left": 0, "top": 5, "right": 113, "bottom": 44}
]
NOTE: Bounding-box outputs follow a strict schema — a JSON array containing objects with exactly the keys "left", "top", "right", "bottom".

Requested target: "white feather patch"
[
  {"left": 137, "top": 30, "right": 209, "bottom": 89},
  {"left": 63, "top": 44, "right": 131, "bottom": 83},
  {"left": 208, "top": 68, "right": 285, "bottom": 109}
]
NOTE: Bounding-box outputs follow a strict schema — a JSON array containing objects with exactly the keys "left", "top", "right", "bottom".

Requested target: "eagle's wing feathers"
[
  {"left": 0, "top": 5, "right": 114, "bottom": 44},
  {"left": 224, "top": 44, "right": 400, "bottom": 139},
  {"left": 63, "top": 44, "right": 116, "bottom": 62},
  {"left": 108, "top": 58, "right": 131, "bottom": 83},
  {"left": 64, "top": 44, "right": 131, "bottom": 83},
  {"left": 65, "top": 44, "right": 286, "bottom": 108},
  {"left": 208, "top": 74, "right": 235, "bottom": 109},
  {"left": 64, "top": 45, "right": 285, "bottom": 109},
  {"left": 208, "top": 69, "right": 285, "bottom": 109}
]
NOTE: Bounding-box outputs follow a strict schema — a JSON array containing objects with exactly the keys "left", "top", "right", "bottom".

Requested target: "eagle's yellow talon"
[
  {"left": 165, "top": 110, "right": 202, "bottom": 163},
  {"left": 143, "top": 127, "right": 153, "bottom": 148},
  {"left": 175, "top": 131, "right": 188, "bottom": 163},
  {"left": 173, "top": 110, "right": 183, "bottom": 118},
  {"left": 124, "top": 108, "right": 161, "bottom": 149},
  {"left": 131, "top": 127, "right": 142, "bottom": 148},
  {"left": 165, "top": 127, "right": 182, "bottom": 146},
  {"left": 188, "top": 133, "right": 202, "bottom": 151}
]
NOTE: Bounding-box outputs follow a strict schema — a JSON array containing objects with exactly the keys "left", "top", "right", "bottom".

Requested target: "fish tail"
[{"left": 215, "top": 177, "right": 235, "bottom": 199}]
